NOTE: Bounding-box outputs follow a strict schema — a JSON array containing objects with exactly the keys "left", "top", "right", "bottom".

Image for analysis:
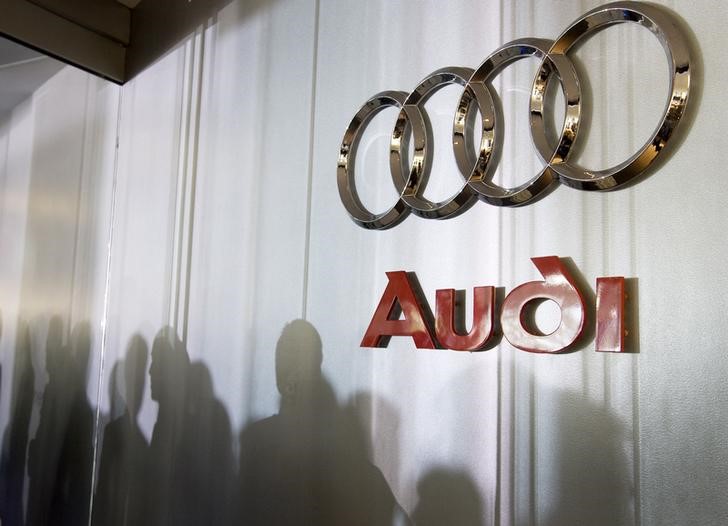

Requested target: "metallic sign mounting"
[{"left": 338, "top": 1, "right": 692, "bottom": 229}]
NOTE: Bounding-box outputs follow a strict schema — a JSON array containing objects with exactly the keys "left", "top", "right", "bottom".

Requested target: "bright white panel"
[{"left": 185, "top": 0, "right": 318, "bottom": 433}]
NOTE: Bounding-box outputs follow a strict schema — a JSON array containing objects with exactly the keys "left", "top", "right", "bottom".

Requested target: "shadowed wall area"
[{"left": 238, "top": 320, "right": 406, "bottom": 525}]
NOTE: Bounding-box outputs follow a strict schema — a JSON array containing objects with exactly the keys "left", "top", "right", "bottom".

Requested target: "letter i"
[{"left": 595, "top": 277, "right": 626, "bottom": 353}]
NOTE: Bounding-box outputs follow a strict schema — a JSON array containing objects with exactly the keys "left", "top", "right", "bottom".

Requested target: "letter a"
[{"left": 361, "top": 271, "right": 436, "bottom": 349}]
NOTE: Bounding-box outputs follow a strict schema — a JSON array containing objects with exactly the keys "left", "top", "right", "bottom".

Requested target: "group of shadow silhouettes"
[{"left": 0, "top": 318, "right": 485, "bottom": 526}]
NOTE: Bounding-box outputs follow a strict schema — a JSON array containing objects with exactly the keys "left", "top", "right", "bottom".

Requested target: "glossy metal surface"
[
  {"left": 390, "top": 67, "right": 477, "bottom": 219},
  {"left": 338, "top": 1, "right": 691, "bottom": 229},
  {"left": 595, "top": 276, "right": 626, "bottom": 353},
  {"left": 454, "top": 38, "right": 581, "bottom": 206},
  {"left": 435, "top": 286, "right": 496, "bottom": 351},
  {"left": 541, "top": 2, "right": 691, "bottom": 190},
  {"left": 337, "top": 91, "right": 412, "bottom": 230},
  {"left": 500, "top": 257, "right": 586, "bottom": 354},
  {"left": 361, "top": 260, "right": 624, "bottom": 354},
  {"left": 360, "top": 271, "right": 436, "bottom": 349}
]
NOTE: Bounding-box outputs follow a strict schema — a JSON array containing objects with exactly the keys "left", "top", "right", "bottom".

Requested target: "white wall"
[{"left": 0, "top": 1, "right": 726, "bottom": 525}]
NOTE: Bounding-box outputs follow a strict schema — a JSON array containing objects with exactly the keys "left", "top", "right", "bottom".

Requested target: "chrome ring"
[
  {"left": 540, "top": 1, "right": 691, "bottom": 190},
  {"left": 390, "top": 66, "right": 478, "bottom": 219},
  {"left": 454, "top": 38, "right": 582, "bottom": 206},
  {"left": 337, "top": 1, "right": 692, "bottom": 229},
  {"left": 337, "top": 91, "right": 413, "bottom": 230}
]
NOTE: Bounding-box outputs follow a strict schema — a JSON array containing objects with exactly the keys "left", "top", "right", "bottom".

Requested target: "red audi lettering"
[
  {"left": 500, "top": 257, "right": 586, "bottom": 353},
  {"left": 360, "top": 271, "right": 436, "bottom": 349},
  {"left": 435, "top": 286, "right": 495, "bottom": 351},
  {"left": 361, "top": 258, "right": 631, "bottom": 354},
  {"left": 595, "top": 276, "right": 626, "bottom": 353}
]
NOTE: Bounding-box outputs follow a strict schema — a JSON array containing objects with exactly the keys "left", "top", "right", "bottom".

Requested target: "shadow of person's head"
[
  {"left": 149, "top": 326, "right": 189, "bottom": 407},
  {"left": 275, "top": 319, "right": 329, "bottom": 411}
]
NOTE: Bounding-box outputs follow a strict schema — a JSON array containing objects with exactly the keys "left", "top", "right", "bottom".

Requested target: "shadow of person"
[
  {"left": 141, "top": 326, "right": 191, "bottom": 526},
  {"left": 540, "top": 388, "right": 632, "bottom": 526},
  {"left": 238, "top": 319, "right": 404, "bottom": 525},
  {"left": 0, "top": 308, "right": 2, "bottom": 402},
  {"left": 341, "top": 391, "right": 411, "bottom": 525},
  {"left": 411, "top": 468, "right": 484, "bottom": 526},
  {"left": 26, "top": 319, "right": 95, "bottom": 526},
  {"left": 0, "top": 319, "right": 34, "bottom": 526},
  {"left": 141, "top": 326, "right": 235, "bottom": 526},
  {"left": 26, "top": 316, "right": 72, "bottom": 526},
  {"left": 178, "top": 361, "right": 235, "bottom": 525},
  {"left": 53, "top": 321, "right": 95, "bottom": 525},
  {"left": 92, "top": 334, "right": 149, "bottom": 526}
]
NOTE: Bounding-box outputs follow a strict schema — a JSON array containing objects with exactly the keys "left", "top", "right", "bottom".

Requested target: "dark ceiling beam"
[
  {"left": 29, "top": 0, "right": 131, "bottom": 45},
  {"left": 0, "top": 0, "right": 255, "bottom": 84},
  {"left": 125, "top": 0, "right": 235, "bottom": 80},
  {"left": 0, "top": 0, "right": 126, "bottom": 83}
]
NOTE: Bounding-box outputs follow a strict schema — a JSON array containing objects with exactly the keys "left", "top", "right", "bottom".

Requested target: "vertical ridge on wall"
[
  {"left": 240, "top": 4, "right": 271, "bottom": 415},
  {"left": 180, "top": 26, "right": 206, "bottom": 343},
  {"left": 301, "top": 0, "right": 321, "bottom": 321},
  {"left": 169, "top": 29, "right": 205, "bottom": 342},
  {"left": 496, "top": 0, "right": 509, "bottom": 522},
  {"left": 632, "top": 355, "right": 642, "bottom": 526},
  {"left": 525, "top": 0, "right": 537, "bottom": 521},
  {"left": 626, "top": 18, "right": 642, "bottom": 526},
  {"left": 87, "top": 85, "right": 124, "bottom": 526},
  {"left": 168, "top": 39, "right": 193, "bottom": 331}
]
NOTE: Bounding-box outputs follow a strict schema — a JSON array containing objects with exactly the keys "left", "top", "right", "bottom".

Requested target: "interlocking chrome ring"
[{"left": 337, "top": 1, "right": 691, "bottom": 229}]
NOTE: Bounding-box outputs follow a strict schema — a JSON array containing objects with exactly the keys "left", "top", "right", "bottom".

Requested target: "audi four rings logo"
[{"left": 337, "top": 1, "right": 691, "bottom": 230}]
